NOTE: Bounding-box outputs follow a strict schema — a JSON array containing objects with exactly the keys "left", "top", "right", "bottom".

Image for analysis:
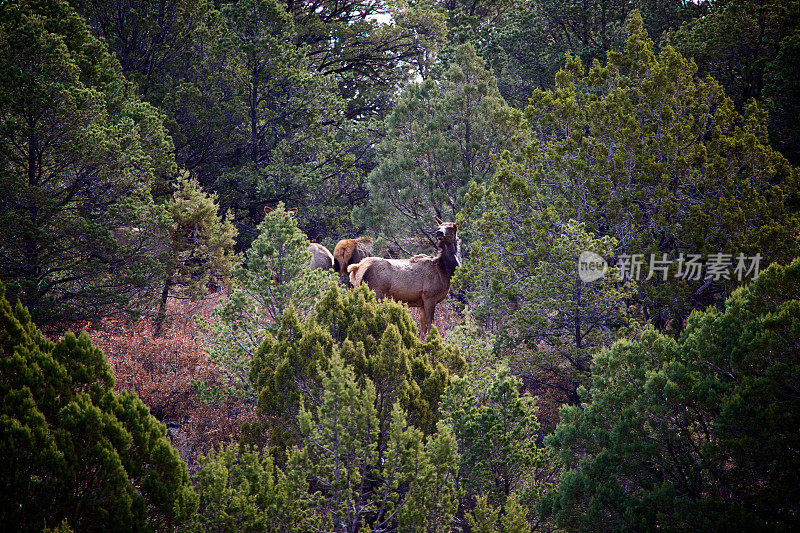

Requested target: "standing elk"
[
  {"left": 308, "top": 242, "right": 334, "bottom": 270},
  {"left": 347, "top": 219, "right": 460, "bottom": 337}
]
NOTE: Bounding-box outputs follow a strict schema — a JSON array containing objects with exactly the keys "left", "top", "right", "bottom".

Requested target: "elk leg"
[{"left": 420, "top": 300, "right": 436, "bottom": 338}]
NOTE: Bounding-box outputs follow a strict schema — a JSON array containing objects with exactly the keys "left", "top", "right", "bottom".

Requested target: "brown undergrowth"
[{"left": 84, "top": 294, "right": 256, "bottom": 471}]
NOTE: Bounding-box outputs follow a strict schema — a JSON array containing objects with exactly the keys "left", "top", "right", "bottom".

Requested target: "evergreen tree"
[
  {"left": 214, "top": 0, "right": 373, "bottom": 245},
  {"left": 284, "top": 0, "right": 447, "bottom": 119},
  {"left": 69, "top": 0, "right": 218, "bottom": 99},
  {"left": 195, "top": 203, "right": 335, "bottom": 403},
  {"left": 465, "top": 494, "right": 501, "bottom": 532},
  {"left": 477, "top": 0, "right": 704, "bottom": 106},
  {"left": 543, "top": 257, "right": 800, "bottom": 530},
  {"left": 251, "top": 283, "right": 466, "bottom": 459},
  {"left": 465, "top": 493, "right": 532, "bottom": 533},
  {"left": 154, "top": 171, "right": 238, "bottom": 336},
  {"left": 192, "top": 354, "right": 460, "bottom": 531},
  {"left": 665, "top": 0, "right": 800, "bottom": 164},
  {"left": 0, "top": 282, "right": 197, "bottom": 531},
  {"left": 358, "top": 43, "right": 523, "bottom": 250},
  {"left": 190, "top": 442, "right": 314, "bottom": 531},
  {"left": 442, "top": 369, "right": 549, "bottom": 511},
  {"left": 456, "top": 220, "right": 638, "bottom": 403},
  {"left": 0, "top": 0, "right": 176, "bottom": 326},
  {"left": 462, "top": 12, "right": 799, "bottom": 339}
]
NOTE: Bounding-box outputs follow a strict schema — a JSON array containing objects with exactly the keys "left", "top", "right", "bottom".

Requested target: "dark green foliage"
[
  {"left": 0, "top": 282, "right": 197, "bottom": 531},
  {"left": 284, "top": 0, "right": 447, "bottom": 119},
  {"left": 0, "top": 0, "right": 175, "bottom": 326},
  {"left": 71, "top": 0, "right": 378, "bottom": 245},
  {"left": 251, "top": 283, "right": 466, "bottom": 457},
  {"left": 543, "top": 258, "right": 800, "bottom": 530},
  {"left": 357, "top": 42, "right": 523, "bottom": 248},
  {"left": 214, "top": 0, "right": 359, "bottom": 244},
  {"left": 442, "top": 369, "right": 549, "bottom": 516},
  {"left": 665, "top": 0, "right": 800, "bottom": 164},
  {"left": 69, "top": 0, "right": 218, "bottom": 97},
  {"left": 456, "top": 218, "right": 638, "bottom": 402},
  {"left": 461, "top": 13, "right": 800, "bottom": 342},
  {"left": 194, "top": 354, "right": 460, "bottom": 531},
  {"left": 477, "top": 0, "right": 705, "bottom": 106},
  {"left": 154, "top": 171, "right": 239, "bottom": 336}
]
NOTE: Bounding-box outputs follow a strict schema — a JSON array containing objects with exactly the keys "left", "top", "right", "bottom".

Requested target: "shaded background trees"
[
  {"left": 665, "top": 0, "right": 800, "bottom": 165},
  {"left": 358, "top": 42, "right": 523, "bottom": 251},
  {"left": 543, "top": 258, "right": 800, "bottom": 530},
  {"left": 0, "top": 0, "right": 175, "bottom": 327}
]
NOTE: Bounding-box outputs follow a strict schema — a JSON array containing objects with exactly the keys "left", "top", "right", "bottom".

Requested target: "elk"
[
  {"left": 309, "top": 242, "right": 334, "bottom": 270},
  {"left": 333, "top": 236, "right": 374, "bottom": 284},
  {"left": 347, "top": 219, "right": 460, "bottom": 337},
  {"left": 264, "top": 205, "right": 334, "bottom": 272}
]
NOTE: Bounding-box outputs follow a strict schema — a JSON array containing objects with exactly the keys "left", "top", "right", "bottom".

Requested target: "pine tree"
[
  {"left": 357, "top": 42, "right": 524, "bottom": 250},
  {"left": 466, "top": 494, "right": 501, "bottom": 533},
  {"left": 0, "top": 282, "right": 197, "bottom": 531},
  {"left": 251, "top": 283, "right": 466, "bottom": 459},
  {"left": 442, "top": 369, "right": 549, "bottom": 510},
  {"left": 215, "top": 0, "right": 363, "bottom": 245},
  {"left": 192, "top": 354, "right": 460, "bottom": 531},
  {"left": 461, "top": 12, "right": 800, "bottom": 339},
  {"left": 543, "top": 257, "right": 800, "bottom": 530},
  {"left": 195, "top": 203, "right": 335, "bottom": 403},
  {"left": 475, "top": 0, "right": 704, "bottom": 106},
  {"left": 190, "top": 442, "right": 314, "bottom": 532},
  {"left": 664, "top": 0, "right": 800, "bottom": 164},
  {"left": 0, "top": 0, "right": 176, "bottom": 326},
  {"left": 154, "top": 171, "right": 238, "bottom": 336}
]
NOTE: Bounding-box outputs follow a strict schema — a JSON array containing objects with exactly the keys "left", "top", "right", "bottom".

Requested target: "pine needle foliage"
[
  {"left": 0, "top": 282, "right": 197, "bottom": 532},
  {"left": 250, "top": 283, "right": 467, "bottom": 460},
  {"left": 544, "top": 258, "right": 800, "bottom": 530}
]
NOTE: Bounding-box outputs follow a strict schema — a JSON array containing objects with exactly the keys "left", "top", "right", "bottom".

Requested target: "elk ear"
[
  {"left": 264, "top": 205, "right": 274, "bottom": 214},
  {"left": 288, "top": 208, "right": 298, "bottom": 216},
  {"left": 435, "top": 215, "right": 443, "bottom": 225}
]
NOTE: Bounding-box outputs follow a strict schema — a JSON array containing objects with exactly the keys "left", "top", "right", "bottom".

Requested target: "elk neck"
[{"left": 435, "top": 238, "right": 461, "bottom": 277}]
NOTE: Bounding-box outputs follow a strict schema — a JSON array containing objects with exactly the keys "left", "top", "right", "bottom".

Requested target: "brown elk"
[
  {"left": 333, "top": 236, "right": 374, "bottom": 283},
  {"left": 347, "top": 219, "right": 460, "bottom": 337},
  {"left": 309, "top": 242, "right": 334, "bottom": 270}
]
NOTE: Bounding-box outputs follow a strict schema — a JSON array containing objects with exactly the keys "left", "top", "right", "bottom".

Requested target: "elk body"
[
  {"left": 347, "top": 221, "right": 460, "bottom": 337},
  {"left": 308, "top": 242, "right": 334, "bottom": 270},
  {"left": 333, "top": 236, "right": 374, "bottom": 284}
]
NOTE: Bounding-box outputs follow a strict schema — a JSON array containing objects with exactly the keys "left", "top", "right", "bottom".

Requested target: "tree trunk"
[{"left": 154, "top": 273, "right": 173, "bottom": 337}]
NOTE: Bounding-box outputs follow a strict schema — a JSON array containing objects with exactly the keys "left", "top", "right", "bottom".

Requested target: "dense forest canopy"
[{"left": 1, "top": 0, "right": 798, "bottom": 530}]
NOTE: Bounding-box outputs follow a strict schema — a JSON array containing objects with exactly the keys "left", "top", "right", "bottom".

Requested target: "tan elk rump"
[
  {"left": 263, "top": 205, "right": 334, "bottom": 272},
  {"left": 308, "top": 243, "right": 334, "bottom": 270},
  {"left": 347, "top": 221, "right": 460, "bottom": 337}
]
